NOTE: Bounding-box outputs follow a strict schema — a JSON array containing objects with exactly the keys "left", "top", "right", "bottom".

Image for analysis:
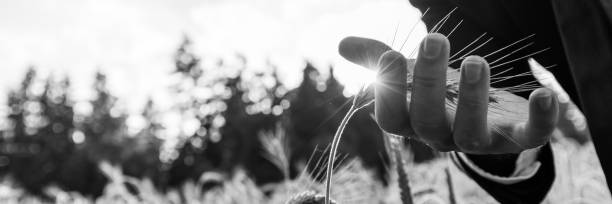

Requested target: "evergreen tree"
[
  {"left": 121, "top": 99, "right": 166, "bottom": 189},
  {"left": 2, "top": 69, "right": 107, "bottom": 197},
  {"left": 167, "top": 37, "right": 218, "bottom": 187},
  {"left": 167, "top": 38, "right": 286, "bottom": 187},
  {"left": 80, "top": 72, "right": 127, "bottom": 163},
  {"left": 4, "top": 68, "right": 52, "bottom": 196},
  {"left": 0, "top": 68, "right": 35, "bottom": 174},
  {"left": 286, "top": 63, "right": 389, "bottom": 181}
]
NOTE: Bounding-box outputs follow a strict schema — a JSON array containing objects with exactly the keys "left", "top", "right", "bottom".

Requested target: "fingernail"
[
  {"left": 463, "top": 59, "right": 482, "bottom": 83},
  {"left": 538, "top": 92, "right": 553, "bottom": 109},
  {"left": 423, "top": 36, "right": 442, "bottom": 58}
]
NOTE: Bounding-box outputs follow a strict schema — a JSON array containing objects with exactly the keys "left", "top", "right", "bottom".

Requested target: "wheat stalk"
[
  {"left": 324, "top": 86, "right": 373, "bottom": 204},
  {"left": 393, "top": 142, "right": 414, "bottom": 204},
  {"left": 445, "top": 167, "right": 457, "bottom": 204}
]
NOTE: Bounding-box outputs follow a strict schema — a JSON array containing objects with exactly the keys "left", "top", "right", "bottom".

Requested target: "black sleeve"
[
  {"left": 408, "top": 0, "right": 578, "bottom": 101},
  {"left": 456, "top": 144, "right": 555, "bottom": 204}
]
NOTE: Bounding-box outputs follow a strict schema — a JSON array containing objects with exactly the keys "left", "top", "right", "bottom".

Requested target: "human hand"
[{"left": 339, "top": 33, "right": 560, "bottom": 154}]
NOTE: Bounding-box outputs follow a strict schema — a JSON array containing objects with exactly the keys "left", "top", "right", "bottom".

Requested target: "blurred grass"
[{"left": 0, "top": 132, "right": 609, "bottom": 204}]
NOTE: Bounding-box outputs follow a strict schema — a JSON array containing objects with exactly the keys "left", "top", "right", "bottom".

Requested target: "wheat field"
[{"left": 0, "top": 131, "right": 608, "bottom": 204}]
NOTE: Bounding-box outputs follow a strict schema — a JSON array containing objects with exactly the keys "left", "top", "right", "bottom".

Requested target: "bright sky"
[{"left": 0, "top": 0, "right": 427, "bottom": 113}]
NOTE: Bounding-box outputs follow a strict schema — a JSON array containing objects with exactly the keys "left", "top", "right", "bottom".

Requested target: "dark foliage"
[{"left": 0, "top": 37, "right": 434, "bottom": 197}]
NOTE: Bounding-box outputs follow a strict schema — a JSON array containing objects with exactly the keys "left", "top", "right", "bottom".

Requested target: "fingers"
[
  {"left": 529, "top": 58, "right": 589, "bottom": 140},
  {"left": 339, "top": 37, "right": 393, "bottom": 70},
  {"left": 375, "top": 50, "right": 410, "bottom": 135},
  {"left": 489, "top": 88, "right": 558, "bottom": 153},
  {"left": 410, "top": 33, "right": 453, "bottom": 150},
  {"left": 340, "top": 35, "right": 558, "bottom": 154},
  {"left": 516, "top": 88, "right": 559, "bottom": 148},
  {"left": 453, "top": 56, "right": 491, "bottom": 153}
]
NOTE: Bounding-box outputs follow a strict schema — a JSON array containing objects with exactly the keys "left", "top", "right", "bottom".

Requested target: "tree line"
[{"left": 0, "top": 38, "right": 436, "bottom": 199}]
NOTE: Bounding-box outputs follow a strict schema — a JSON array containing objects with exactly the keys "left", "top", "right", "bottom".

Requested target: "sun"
[{"left": 335, "top": 60, "right": 378, "bottom": 96}]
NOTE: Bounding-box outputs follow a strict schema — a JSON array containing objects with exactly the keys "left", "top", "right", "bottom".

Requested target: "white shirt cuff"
[{"left": 451, "top": 147, "right": 542, "bottom": 185}]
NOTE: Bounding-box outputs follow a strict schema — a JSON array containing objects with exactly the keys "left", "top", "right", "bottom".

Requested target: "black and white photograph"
[{"left": 0, "top": 0, "right": 611, "bottom": 203}]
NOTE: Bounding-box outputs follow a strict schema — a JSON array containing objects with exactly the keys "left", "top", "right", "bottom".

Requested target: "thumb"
[{"left": 338, "top": 36, "right": 392, "bottom": 70}]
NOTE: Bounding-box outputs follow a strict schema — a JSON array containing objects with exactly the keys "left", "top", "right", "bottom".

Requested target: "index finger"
[{"left": 375, "top": 50, "right": 411, "bottom": 135}]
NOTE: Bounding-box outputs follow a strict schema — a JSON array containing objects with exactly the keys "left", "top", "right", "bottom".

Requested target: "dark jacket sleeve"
[
  {"left": 408, "top": 0, "right": 577, "bottom": 101},
  {"left": 551, "top": 0, "right": 612, "bottom": 191},
  {"left": 455, "top": 144, "right": 555, "bottom": 204}
]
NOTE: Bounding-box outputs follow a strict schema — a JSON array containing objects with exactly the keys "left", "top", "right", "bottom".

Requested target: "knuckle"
[{"left": 413, "top": 75, "right": 444, "bottom": 89}]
